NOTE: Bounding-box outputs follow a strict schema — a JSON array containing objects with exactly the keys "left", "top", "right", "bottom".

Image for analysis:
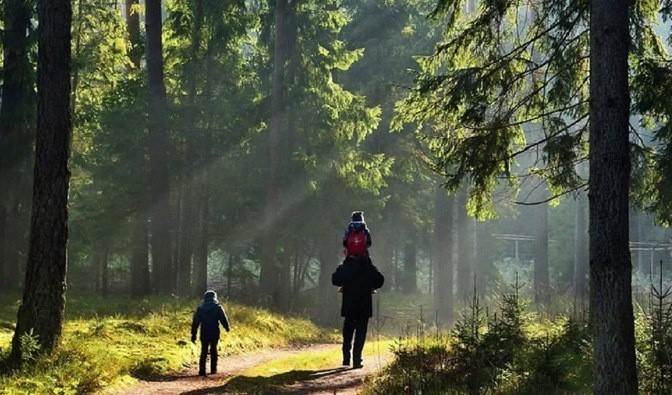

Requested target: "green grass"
[{"left": 0, "top": 293, "right": 340, "bottom": 394}]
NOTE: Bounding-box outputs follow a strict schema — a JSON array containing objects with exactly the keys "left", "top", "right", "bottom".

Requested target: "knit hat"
[
  {"left": 351, "top": 211, "right": 364, "bottom": 222},
  {"left": 204, "top": 290, "right": 218, "bottom": 302}
]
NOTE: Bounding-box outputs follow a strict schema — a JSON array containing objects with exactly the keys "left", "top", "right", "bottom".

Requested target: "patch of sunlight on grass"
[{"left": 0, "top": 328, "right": 12, "bottom": 351}]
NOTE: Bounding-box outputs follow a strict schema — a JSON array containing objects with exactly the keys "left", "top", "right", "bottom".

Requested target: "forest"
[{"left": 2, "top": 0, "right": 672, "bottom": 393}]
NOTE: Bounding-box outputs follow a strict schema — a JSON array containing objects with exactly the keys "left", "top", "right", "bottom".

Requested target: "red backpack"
[{"left": 346, "top": 229, "right": 367, "bottom": 256}]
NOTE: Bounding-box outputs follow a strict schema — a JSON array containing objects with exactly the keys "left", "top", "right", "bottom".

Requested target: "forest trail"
[{"left": 105, "top": 343, "right": 393, "bottom": 395}]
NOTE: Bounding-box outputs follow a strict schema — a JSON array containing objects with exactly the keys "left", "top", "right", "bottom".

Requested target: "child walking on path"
[{"left": 191, "top": 290, "right": 230, "bottom": 376}]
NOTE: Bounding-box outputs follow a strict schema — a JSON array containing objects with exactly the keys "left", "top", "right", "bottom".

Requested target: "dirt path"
[{"left": 106, "top": 343, "right": 393, "bottom": 395}]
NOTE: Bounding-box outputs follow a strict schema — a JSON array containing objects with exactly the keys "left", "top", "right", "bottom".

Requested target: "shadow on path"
[{"left": 180, "top": 367, "right": 359, "bottom": 394}]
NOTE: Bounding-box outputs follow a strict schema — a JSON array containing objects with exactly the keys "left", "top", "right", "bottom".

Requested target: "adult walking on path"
[
  {"left": 332, "top": 255, "right": 385, "bottom": 369},
  {"left": 191, "top": 290, "right": 230, "bottom": 376}
]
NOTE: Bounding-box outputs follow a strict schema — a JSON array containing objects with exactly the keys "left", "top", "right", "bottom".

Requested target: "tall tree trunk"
[
  {"left": 377, "top": 215, "right": 394, "bottom": 292},
  {"left": 434, "top": 186, "right": 454, "bottom": 325},
  {"left": 176, "top": 189, "right": 193, "bottom": 295},
  {"left": 589, "top": 0, "right": 638, "bottom": 392},
  {"left": 317, "top": 241, "right": 339, "bottom": 326},
  {"left": 401, "top": 238, "right": 417, "bottom": 293},
  {"left": 473, "top": 219, "right": 487, "bottom": 295},
  {"left": 192, "top": 171, "right": 209, "bottom": 296},
  {"left": 456, "top": 184, "right": 471, "bottom": 302},
  {"left": 124, "top": 0, "right": 150, "bottom": 298},
  {"left": 175, "top": 0, "right": 204, "bottom": 297},
  {"left": 260, "top": 0, "right": 288, "bottom": 308},
  {"left": 146, "top": 0, "right": 172, "bottom": 294},
  {"left": 192, "top": 186, "right": 208, "bottom": 297},
  {"left": 0, "top": 0, "right": 36, "bottom": 292},
  {"left": 11, "top": 0, "right": 72, "bottom": 361},
  {"left": 573, "top": 191, "right": 588, "bottom": 303},
  {"left": 533, "top": 185, "right": 550, "bottom": 306},
  {"left": 124, "top": 0, "right": 141, "bottom": 67},
  {"left": 130, "top": 215, "right": 150, "bottom": 298},
  {"left": 98, "top": 248, "right": 109, "bottom": 298}
]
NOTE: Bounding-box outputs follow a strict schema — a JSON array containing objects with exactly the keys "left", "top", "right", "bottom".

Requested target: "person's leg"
[
  {"left": 352, "top": 318, "right": 369, "bottom": 368},
  {"left": 198, "top": 339, "right": 208, "bottom": 376},
  {"left": 342, "top": 317, "right": 355, "bottom": 365},
  {"left": 210, "top": 338, "right": 219, "bottom": 374}
]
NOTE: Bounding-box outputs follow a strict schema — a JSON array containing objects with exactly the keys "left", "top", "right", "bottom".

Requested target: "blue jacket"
[{"left": 191, "top": 299, "right": 230, "bottom": 340}]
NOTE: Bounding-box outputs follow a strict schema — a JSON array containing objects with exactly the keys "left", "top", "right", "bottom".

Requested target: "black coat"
[
  {"left": 191, "top": 300, "right": 230, "bottom": 340},
  {"left": 332, "top": 256, "right": 385, "bottom": 318}
]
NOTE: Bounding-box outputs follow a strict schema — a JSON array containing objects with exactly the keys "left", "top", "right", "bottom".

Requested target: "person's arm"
[
  {"left": 219, "top": 306, "right": 231, "bottom": 332},
  {"left": 367, "top": 262, "right": 385, "bottom": 290},
  {"left": 191, "top": 309, "right": 201, "bottom": 342},
  {"left": 365, "top": 229, "right": 372, "bottom": 247}
]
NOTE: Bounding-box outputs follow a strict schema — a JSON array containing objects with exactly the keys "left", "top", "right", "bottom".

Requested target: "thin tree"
[
  {"left": 10, "top": 0, "right": 72, "bottom": 361},
  {"left": 573, "top": 189, "right": 588, "bottom": 302},
  {"left": 434, "top": 186, "right": 454, "bottom": 324},
  {"left": 533, "top": 182, "right": 550, "bottom": 306}
]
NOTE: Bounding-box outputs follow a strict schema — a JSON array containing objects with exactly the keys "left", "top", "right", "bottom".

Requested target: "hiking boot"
[
  {"left": 198, "top": 371, "right": 206, "bottom": 377},
  {"left": 342, "top": 359, "right": 350, "bottom": 366},
  {"left": 353, "top": 360, "right": 363, "bottom": 369}
]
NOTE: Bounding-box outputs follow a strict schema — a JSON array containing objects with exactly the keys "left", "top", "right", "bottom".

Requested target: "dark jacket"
[
  {"left": 332, "top": 256, "right": 385, "bottom": 318},
  {"left": 191, "top": 298, "right": 230, "bottom": 340}
]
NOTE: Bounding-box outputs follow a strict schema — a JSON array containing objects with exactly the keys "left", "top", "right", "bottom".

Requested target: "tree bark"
[
  {"left": 589, "top": 0, "right": 638, "bottom": 392},
  {"left": 434, "top": 186, "right": 454, "bottom": 325},
  {"left": 146, "top": 0, "right": 173, "bottom": 294},
  {"left": 11, "top": 0, "right": 72, "bottom": 361}
]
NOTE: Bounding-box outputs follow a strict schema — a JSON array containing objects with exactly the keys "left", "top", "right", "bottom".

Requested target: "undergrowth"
[
  {"left": 0, "top": 293, "right": 338, "bottom": 394},
  {"left": 365, "top": 268, "right": 672, "bottom": 394},
  {"left": 363, "top": 283, "right": 594, "bottom": 394}
]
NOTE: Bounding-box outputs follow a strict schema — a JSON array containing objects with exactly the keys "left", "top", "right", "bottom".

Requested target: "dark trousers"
[
  {"left": 342, "top": 317, "right": 369, "bottom": 364},
  {"left": 199, "top": 336, "right": 219, "bottom": 374}
]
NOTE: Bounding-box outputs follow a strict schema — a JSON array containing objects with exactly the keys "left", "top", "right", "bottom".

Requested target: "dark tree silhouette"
[
  {"left": 0, "top": 0, "right": 36, "bottom": 292},
  {"left": 10, "top": 0, "right": 72, "bottom": 361},
  {"left": 146, "top": 0, "right": 172, "bottom": 294},
  {"left": 589, "top": 0, "right": 638, "bottom": 392},
  {"left": 260, "top": 0, "right": 288, "bottom": 308}
]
